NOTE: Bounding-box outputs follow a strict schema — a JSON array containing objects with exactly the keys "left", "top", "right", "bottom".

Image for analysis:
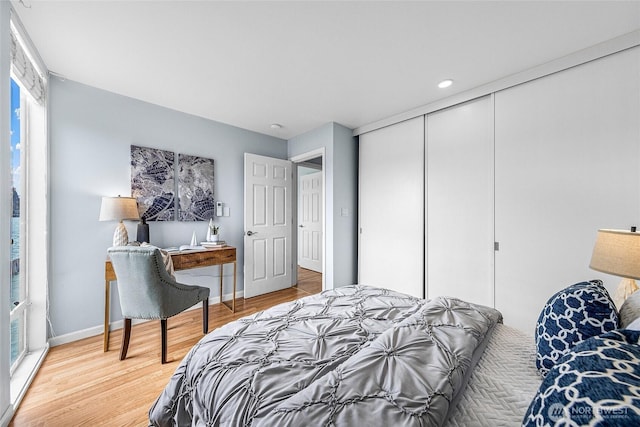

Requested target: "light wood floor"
[{"left": 10, "top": 268, "right": 322, "bottom": 426}]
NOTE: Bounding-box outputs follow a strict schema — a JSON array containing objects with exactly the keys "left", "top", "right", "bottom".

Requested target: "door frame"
[{"left": 290, "top": 148, "right": 326, "bottom": 291}]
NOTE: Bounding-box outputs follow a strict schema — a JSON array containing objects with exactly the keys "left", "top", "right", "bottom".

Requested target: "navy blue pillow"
[
  {"left": 535, "top": 280, "right": 618, "bottom": 376},
  {"left": 523, "top": 330, "right": 640, "bottom": 426}
]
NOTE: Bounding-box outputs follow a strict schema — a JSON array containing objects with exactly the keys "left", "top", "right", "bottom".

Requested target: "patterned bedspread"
[
  {"left": 149, "top": 285, "right": 502, "bottom": 426},
  {"left": 445, "top": 323, "right": 541, "bottom": 426}
]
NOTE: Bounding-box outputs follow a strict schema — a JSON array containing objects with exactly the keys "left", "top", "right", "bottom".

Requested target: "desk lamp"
[
  {"left": 589, "top": 228, "right": 640, "bottom": 308},
  {"left": 99, "top": 196, "right": 140, "bottom": 246}
]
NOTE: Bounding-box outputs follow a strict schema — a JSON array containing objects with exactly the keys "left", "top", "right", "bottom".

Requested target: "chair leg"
[
  {"left": 120, "top": 318, "right": 131, "bottom": 361},
  {"left": 161, "top": 319, "right": 168, "bottom": 364},
  {"left": 203, "top": 299, "right": 209, "bottom": 334}
]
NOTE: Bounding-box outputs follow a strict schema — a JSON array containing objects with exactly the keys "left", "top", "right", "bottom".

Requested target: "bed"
[{"left": 149, "top": 282, "right": 640, "bottom": 426}]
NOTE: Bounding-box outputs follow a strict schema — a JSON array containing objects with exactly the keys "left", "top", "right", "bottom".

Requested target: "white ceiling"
[{"left": 12, "top": 1, "right": 640, "bottom": 140}]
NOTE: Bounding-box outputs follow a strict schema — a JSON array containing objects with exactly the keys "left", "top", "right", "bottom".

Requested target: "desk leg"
[
  {"left": 104, "top": 280, "right": 110, "bottom": 352},
  {"left": 219, "top": 264, "right": 224, "bottom": 309},
  {"left": 232, "top": 261, "right": 236, "bottom": 313},
  {"left": 220, "top": 263, "right": 237, "bottom": 313}
]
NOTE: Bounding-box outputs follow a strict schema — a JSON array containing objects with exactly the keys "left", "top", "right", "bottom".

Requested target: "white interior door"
[
  {"left": 298, "top": 171, "right": 323, "bottom": 272},
  {"left": 244, "top": 153, "right": 293, "bottom": 298}
]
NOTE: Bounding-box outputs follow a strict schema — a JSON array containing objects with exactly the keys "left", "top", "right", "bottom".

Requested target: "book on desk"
[
  {"left": 164, "top": 241, "right": 227, "bottom": 252},
  {"left": 201, "top": 241, "right": 227, "bottom": 249}
]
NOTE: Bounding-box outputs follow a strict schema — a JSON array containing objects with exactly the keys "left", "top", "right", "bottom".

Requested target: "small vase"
[
  {"left": 209, "top": 234, "right": 219, "bottom": 243},
  {"left": 206, "top": 219, "right": 215, "bottom": 242}
]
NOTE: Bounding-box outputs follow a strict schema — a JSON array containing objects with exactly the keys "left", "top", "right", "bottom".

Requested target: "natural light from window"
[{"left": 9, "top": 78, "right": 25, "bottom": 372}]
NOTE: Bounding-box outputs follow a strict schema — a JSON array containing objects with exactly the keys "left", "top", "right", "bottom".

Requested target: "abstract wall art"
[
  {"left": 178, "top": 153, "right": 215, "bottom": 221},
  {"left": 131, "top": 145, "right": 175, "bottom": 221}
]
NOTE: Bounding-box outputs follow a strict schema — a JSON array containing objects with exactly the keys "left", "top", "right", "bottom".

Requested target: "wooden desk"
[{"left": 104, "top": 246, "right": 237, "bottom": 352}]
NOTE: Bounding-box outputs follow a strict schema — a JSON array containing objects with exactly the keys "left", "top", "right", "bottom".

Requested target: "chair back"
[{"left": 107, "top": 246, "right": 176, "bottom": 319}]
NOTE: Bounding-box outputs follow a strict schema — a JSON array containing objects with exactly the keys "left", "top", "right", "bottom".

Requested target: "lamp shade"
[
  {"left": 589, "top": 229, "right": 640, "bottom": 280},
  {"left": 99, "top": 196, "right": 140, "bottom": 222},
  {"left": 100, "top": 196, "right": 140, "bottom": 247}
]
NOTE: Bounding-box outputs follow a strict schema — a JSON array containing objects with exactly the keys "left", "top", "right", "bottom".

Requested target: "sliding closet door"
[
  {"left": 358, "top": 117, "right": 424, "bottom": 297},
  {"left": 426, "top": 96, "right": 494, "bottom": 306},
  {"left": 495, "top": 47, "right": 640, "bottom": 333}
]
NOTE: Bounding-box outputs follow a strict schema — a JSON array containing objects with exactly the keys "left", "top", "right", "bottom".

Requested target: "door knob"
[
  {"left": 246, "top": 231, "right": 257, "bottom": 236},
  {"left": 299, "top": 225, "right": 304, "bottom": 228}
]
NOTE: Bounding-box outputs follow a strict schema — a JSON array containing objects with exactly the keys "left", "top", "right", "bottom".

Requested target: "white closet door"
[
  {"left": 358, "top": 117, "right": 424, "bottom": 297},
  {"left": 426, "top": 96, "right": 494, "bottom": 306},
  {"left": 495, "top": 47, "right": 640, "bottom": 333}
]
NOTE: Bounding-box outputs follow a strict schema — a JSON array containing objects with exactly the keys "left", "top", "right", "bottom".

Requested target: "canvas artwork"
[
  {"left": 131, "top": 145, "right": 175, "bottom": 221},
  {"left": 178, "top": 153, "right": 215, "bottom": 221}
]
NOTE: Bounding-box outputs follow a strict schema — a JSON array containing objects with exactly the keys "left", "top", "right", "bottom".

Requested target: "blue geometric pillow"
[
  {"left": 523, "top": 330, "right": 640, "bottom": 426},
  {"left": 535, "top": 280, "right": 618, "bottom": 376}
]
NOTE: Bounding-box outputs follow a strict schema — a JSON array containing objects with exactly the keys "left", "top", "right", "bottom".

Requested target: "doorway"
[
  {"left": 298, "top": 166, "right": 322, "bottom": 272},
  {"left": 291, "top": 149, "right": 325, "bottom": 293}
]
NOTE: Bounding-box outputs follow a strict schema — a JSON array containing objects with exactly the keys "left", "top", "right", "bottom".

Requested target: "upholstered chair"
[{"left": 107, "top": 246, "right": 210, "bottom": 364}]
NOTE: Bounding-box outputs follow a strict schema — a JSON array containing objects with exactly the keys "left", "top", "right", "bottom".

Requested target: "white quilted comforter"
[{"left": 445, "top": 323, "right": 542, "bottom": 426}]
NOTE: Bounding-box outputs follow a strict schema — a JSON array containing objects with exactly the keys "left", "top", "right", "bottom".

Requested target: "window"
[
  {"left": 9, "top": 78, "right": 26, "bottom": 373},
  {"left": 6, "top": 18, "right": 49, "bottom": 408}
]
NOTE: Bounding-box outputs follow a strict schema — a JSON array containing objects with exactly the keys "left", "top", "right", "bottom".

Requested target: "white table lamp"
[
  {"left": 589, "top": 228, "right": 640, "bottom": 307},
  {"left": 99, "top": 196, "right": 140, "bottom": 246}
]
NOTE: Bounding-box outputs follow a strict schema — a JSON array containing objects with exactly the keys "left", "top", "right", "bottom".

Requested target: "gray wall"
[
  {"left": 331, "top": 124, "right": 358, "bottom": 287},
  {"left": 49, "top": 78, "right": 287, "bottom": 338},
  {"left": 288, "top": 122, "right": 358, "bottom": 289}
]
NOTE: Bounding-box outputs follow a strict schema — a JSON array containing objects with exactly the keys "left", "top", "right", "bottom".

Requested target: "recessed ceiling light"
[
  {"left": 438, "top": 79, "right": 453, "bottom": 89},
  {"left": 270, "top": 123, "right": 283, "bottom": 129}
]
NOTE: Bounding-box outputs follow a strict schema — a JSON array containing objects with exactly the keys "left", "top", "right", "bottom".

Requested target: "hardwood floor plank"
[
  {"left": 10, "top": 276, "right": 321, "bottom": 426},
  {"left": 296, "top": 266, "right": 323, "bottom": 294}
]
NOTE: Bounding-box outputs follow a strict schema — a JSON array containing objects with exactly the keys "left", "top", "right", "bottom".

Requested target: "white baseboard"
[
  {"left": 1, "top": 406, "right": 13, "bottom": 427},
  {"left": 48, "top": 291, "right": 244, "bottom": 347}
]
